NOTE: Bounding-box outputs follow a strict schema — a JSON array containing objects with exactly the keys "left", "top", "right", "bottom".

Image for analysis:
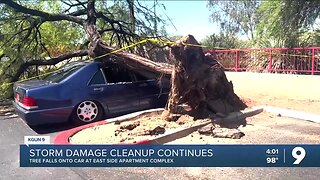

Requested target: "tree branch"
[
  {"left": 0, "top": 54, "right": 5, "bottom": 60},
  {"left": 98, "top": 43, "right": 173, "bottom": 75},
  {"left": 11, "top": 50, "right": 89, "bottom": 82},
  {"left": 63, "top": 0, "right": 87, "bottom": 13},
  {"left": 28, "top": 50, "right": 88, "bottom": 66},
  {"left": 1, "top": 0, "right": 85, "bottom": 25},
  {"left": 96, "top": 11, "right": 137, "bottom": 42},
  {"left": 75, "top": 0, "right": 88, "bottom": 10},
  {"left": 84, "top": 0, "right": 103, "bottom": 57},
  {"left": 67, "top": 9, "right": 87, "bottom": 16}
]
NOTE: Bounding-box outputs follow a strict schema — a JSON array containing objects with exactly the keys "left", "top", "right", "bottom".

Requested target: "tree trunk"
[
  {"left": 84, "top": 1, "right": 172, "bottom": 77},
  {"left": 86, "top": 31, "right": 246, "bottom": 120}
]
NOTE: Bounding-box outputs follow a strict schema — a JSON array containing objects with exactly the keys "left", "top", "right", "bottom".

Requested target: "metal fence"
[{"left": 206, "top": 47, "right": 320, "bottom": 75}]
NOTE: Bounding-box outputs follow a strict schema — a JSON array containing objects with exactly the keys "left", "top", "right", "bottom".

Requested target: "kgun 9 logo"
[
  {"left": 24, "top": 136, "right": 50, "bottom": 146},
  {"left": 292, "top": 147, "right": 306, "bottom": 165}
]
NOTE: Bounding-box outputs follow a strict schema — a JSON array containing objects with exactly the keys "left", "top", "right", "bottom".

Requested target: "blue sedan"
[{"left": 13, "top": 61, "right": 169, "bottom": 125}]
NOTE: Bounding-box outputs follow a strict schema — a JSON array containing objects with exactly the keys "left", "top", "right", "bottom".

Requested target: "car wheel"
[{"left": 72, "top": 100, "right": 103, "bottom": 125}]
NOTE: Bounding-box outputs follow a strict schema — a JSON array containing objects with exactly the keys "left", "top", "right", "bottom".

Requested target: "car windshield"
[{"left": 44, "top": 64, "right": 85, "bottom": 83}]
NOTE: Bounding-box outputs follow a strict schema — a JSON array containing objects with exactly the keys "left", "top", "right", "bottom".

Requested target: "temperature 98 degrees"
[
  {"left": 265, "top": 148, "right": 279, "bottom": 164},
  {"left": 292, "top": 147, "right": 306, "bottom": 165}
]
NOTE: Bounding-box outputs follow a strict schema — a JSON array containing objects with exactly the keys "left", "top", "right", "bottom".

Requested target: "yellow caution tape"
[{"left": 1, "top": 38, "right": 317, "bottom": 88}]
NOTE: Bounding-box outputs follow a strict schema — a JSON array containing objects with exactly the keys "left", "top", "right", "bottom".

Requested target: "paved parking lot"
[{"left": 1, "top": 112, "right": 320, "bottom": 180}]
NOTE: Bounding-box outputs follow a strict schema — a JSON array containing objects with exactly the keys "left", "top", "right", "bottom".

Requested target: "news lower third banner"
[{"left": 20, "top": 145, "right": 320, "bottom": 167}]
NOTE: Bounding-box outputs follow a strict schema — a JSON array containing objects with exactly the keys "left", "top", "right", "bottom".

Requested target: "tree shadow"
[
  {"left": 216, "top": 117, "right": 247, "bottom": 129},
  {"left": 181, "top": 106, "right": 248, "bottom": 130},
  {"left": 29, "top": 120, "right": 101, "bottom": 135},
  {"left": 29, "top": 122, "right": 75, "bottom": 134}
]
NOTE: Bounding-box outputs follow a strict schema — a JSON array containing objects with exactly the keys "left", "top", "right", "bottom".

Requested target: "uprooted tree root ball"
[{"left": 163, "top": 35, "right": 247, "bottom": 122}]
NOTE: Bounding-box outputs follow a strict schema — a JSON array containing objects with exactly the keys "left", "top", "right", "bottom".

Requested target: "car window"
[
  {"left": 131, "top": 71, "right": 153, "bottom": 81},
  {"left": 102, "top": 66, "right": 134, "bottom": 83},
  {"left": 89, "top": 70, "right": 106, "bottom": 85},
  {"left": 44, "top": 64, "right": 85, "bottom": 83}
]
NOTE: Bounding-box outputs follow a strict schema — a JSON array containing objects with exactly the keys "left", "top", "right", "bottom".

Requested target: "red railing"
[{"left": 206, "top": 47, "right": 320, "bottom": 75}]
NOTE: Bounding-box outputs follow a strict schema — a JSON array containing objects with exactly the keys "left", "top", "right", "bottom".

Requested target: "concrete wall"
[{"left": 225, "top": 72, "right": 320, "bottom": 101}]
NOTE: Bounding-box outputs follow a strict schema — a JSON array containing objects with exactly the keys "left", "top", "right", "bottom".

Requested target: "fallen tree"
[
  {"left": 83, "top": 1, "right": 247, "bottom": 119},
  {"left": 89, "top": 33, "right": 247, "bottom": 120},
  {"left": 3, "top": 0, "right": 247, "bottom": 119}
]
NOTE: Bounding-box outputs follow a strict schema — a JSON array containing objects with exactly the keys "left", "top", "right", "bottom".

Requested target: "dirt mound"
[{"left": 70, "top": 112, "right": 245, "bottom": 144}]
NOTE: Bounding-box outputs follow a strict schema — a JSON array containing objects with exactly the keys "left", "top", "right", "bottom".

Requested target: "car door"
[
  {"left": 88, "top": 66, "right": 140, "bottom": 116},
  {"left": 132, "top": 72, "right": 170, "bottom": 110}
]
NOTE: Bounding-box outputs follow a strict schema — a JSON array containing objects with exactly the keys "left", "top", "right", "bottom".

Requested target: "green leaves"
[
  {"left": 39, "top": 21, "right": 85, "bottom": 56},
  {"left": 208, "top": 0, "right": 320, "bottom": 48},
  {"left": 256, "top": 0, "right": 320, "bottom": 47},
  {"left": 201, "top": 33, "right": 249, "bottom": 49},
  {"left": 0, "top": 0, "right": 167, "bottom": 101},
  {"left": 208, "top": 0, "right": 260, "bottom": 41}
]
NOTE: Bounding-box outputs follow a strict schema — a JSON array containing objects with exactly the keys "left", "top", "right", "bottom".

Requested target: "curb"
[
  {"left": 53, "top": 107, "right": 263, "bottom": 145},
  {"left": 53, "top": 120, "right": 106, "bottom": 144},
  {"left": 262, "top": 106, "right": 320, "bottom": 123},
  {"left": 214, "top": 106, "right": 264, "bottom": 123}
]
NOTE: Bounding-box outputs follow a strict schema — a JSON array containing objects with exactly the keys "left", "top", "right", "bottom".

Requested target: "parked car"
[{"left": 13, "top": 61, "right": 169, "bottom": 126}]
